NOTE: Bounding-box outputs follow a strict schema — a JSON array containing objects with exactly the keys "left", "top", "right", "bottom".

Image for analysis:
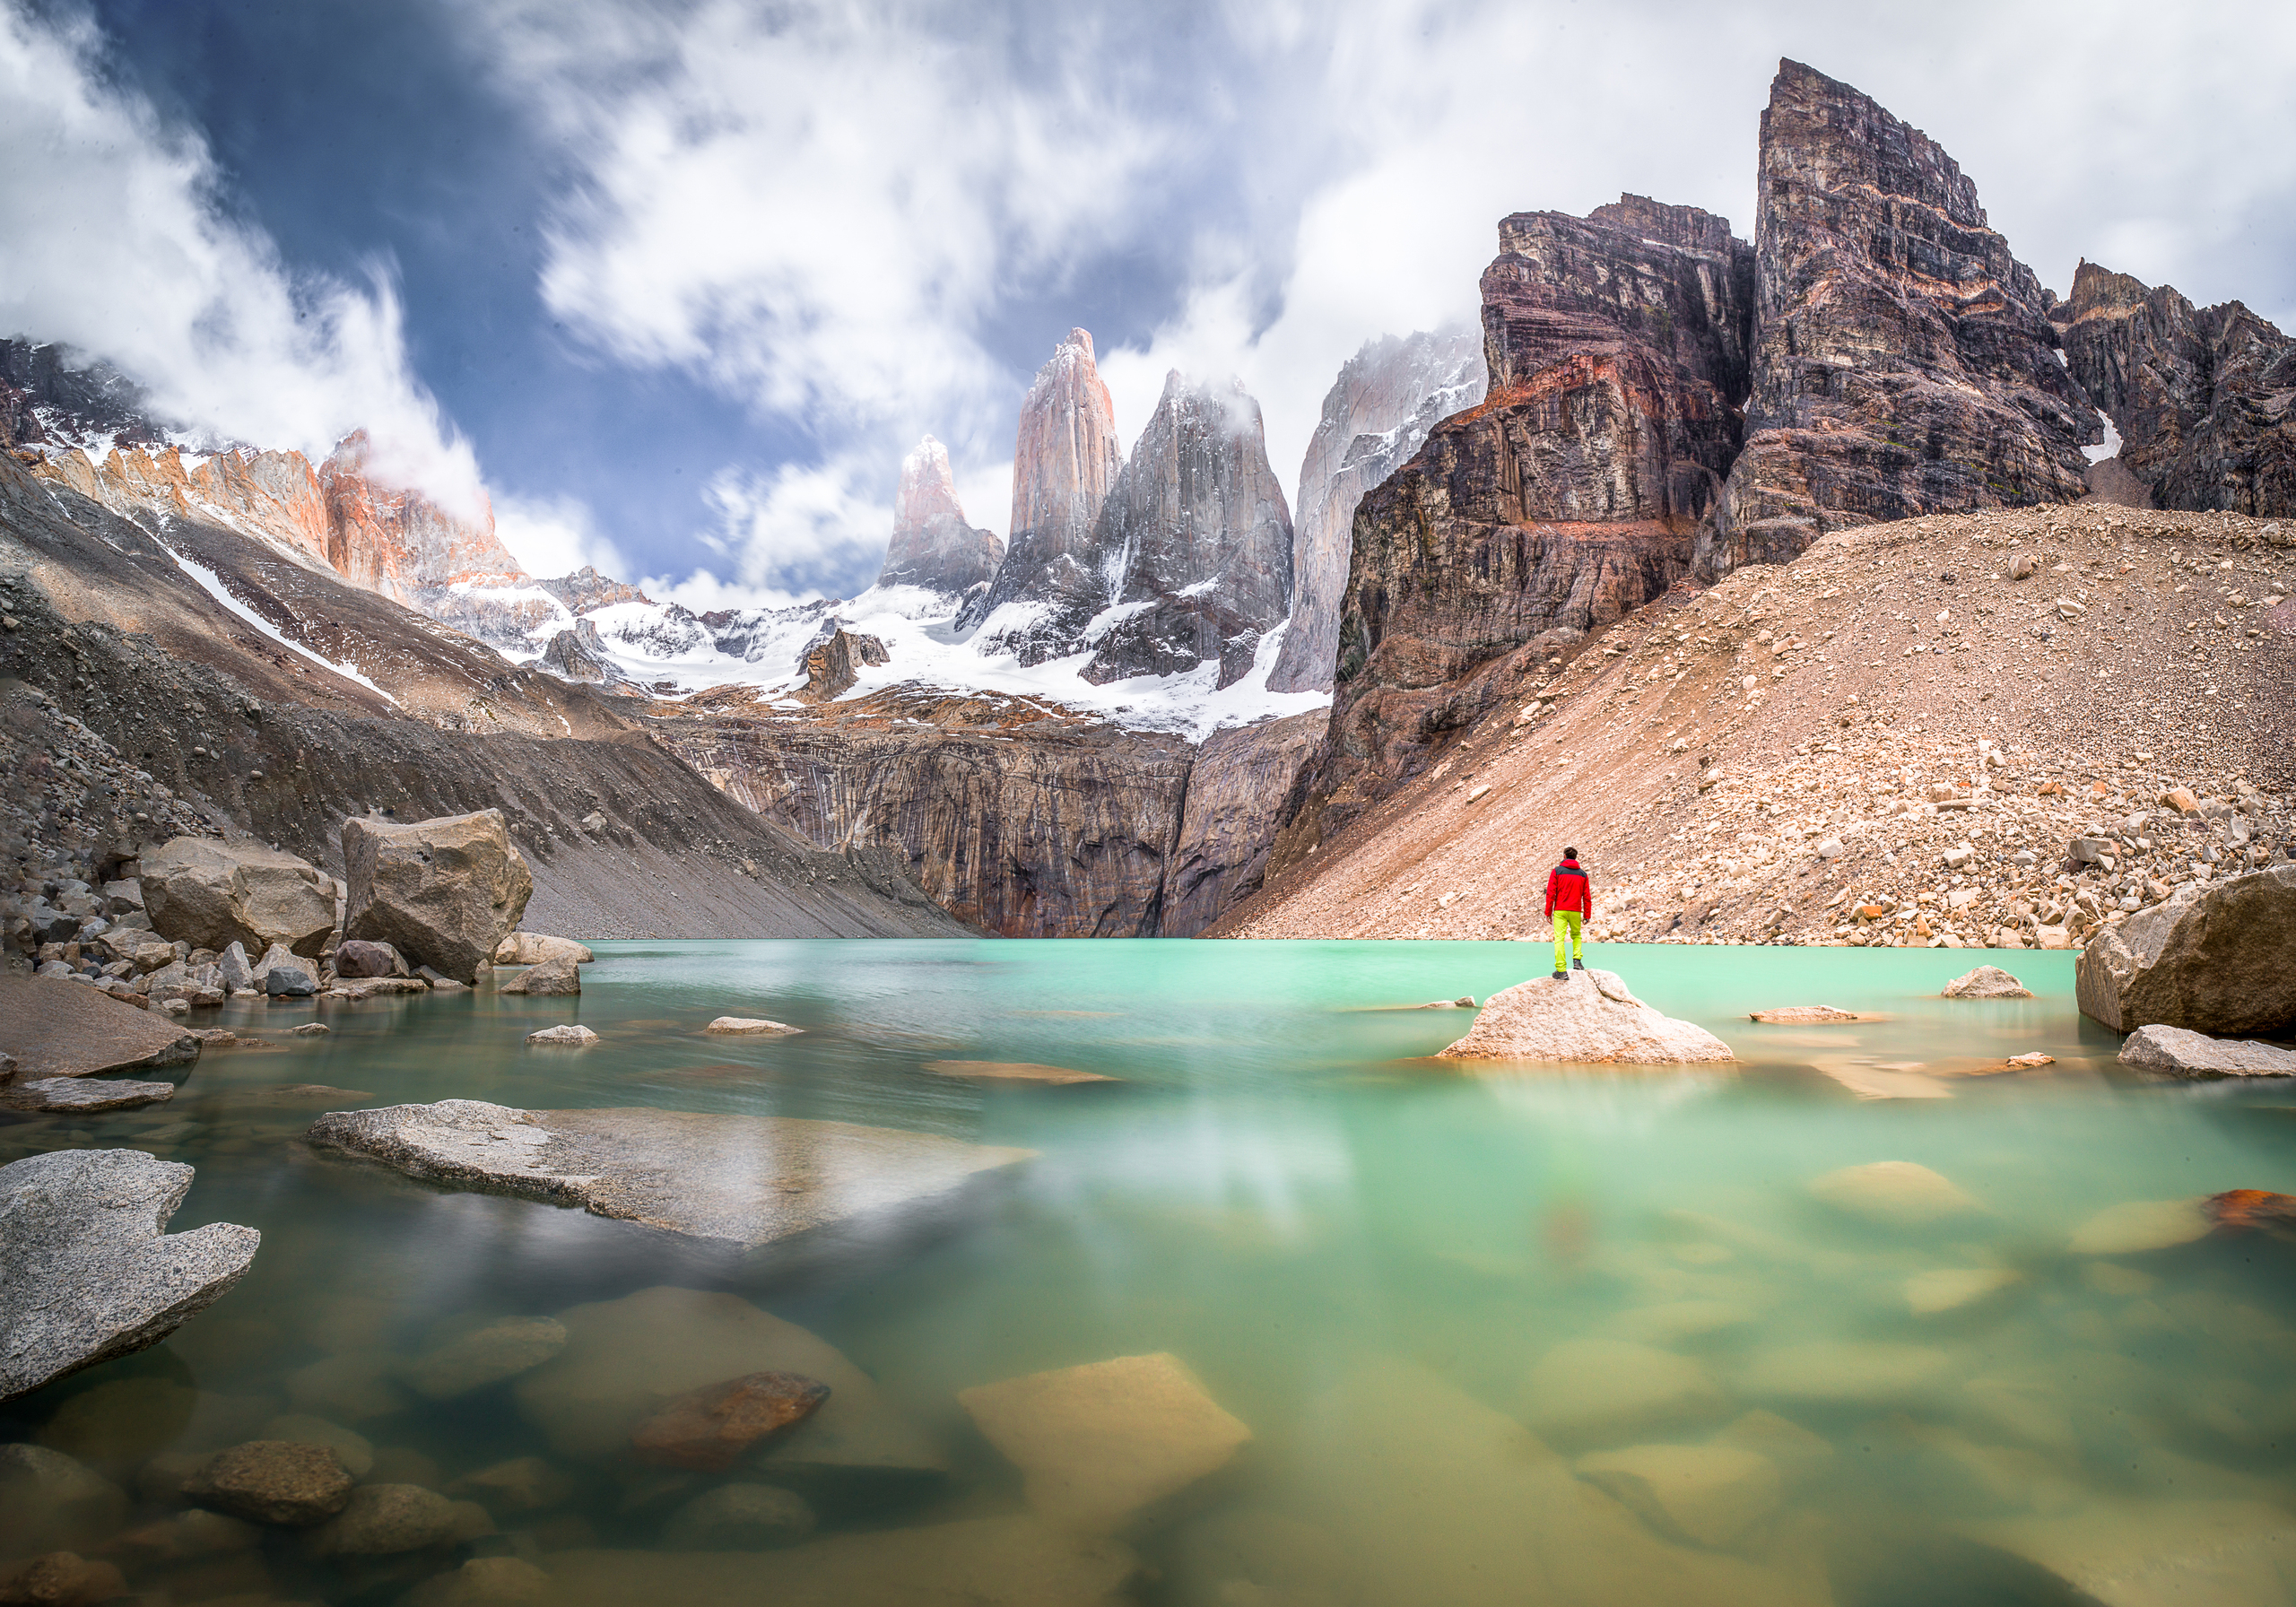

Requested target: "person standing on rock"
[{"left": 1546, "top": 849, "right": 1593, "bottom": 980}]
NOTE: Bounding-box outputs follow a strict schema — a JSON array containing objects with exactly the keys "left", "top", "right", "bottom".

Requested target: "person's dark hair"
[{"left": 1563, "top": 847, "right": 1578, "bottom": 859}]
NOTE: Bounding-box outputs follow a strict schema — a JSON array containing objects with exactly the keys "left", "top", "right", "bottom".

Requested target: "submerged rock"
[
  {"left": 0, "top": 1446, "right": 127, "bottom": 1559},
  {"left": 541, "top": 1516, "right": 1138, "bottom": 1607},
  {"left": 498, "top": 955, "right": 579, "bottom": 996},
  {"left": 2118, "top": 1024, "right": 2296, "bottom": 1078},
  {"left": 0, "top": 1151, "right": 259, "bottom": 1404},
  {"left": 404, "top": 1316, "right": 568, "bottom": 1400},
  {"left": 1942, "top": 966, "right": 2032, "bottom": 999},
  {"left": 0, "top": 1551, "right": 126, "bottom": 1606},
  {"left": 1575, "top": 1443, "right": 1782, "bottom": 1548},
  {"left": 1747, "top": 1005, "right": 1858, "bottom": 1023},
  {"left": 661, "top": 1483, "right": 817, "bottom": 1551},
  {"left": 1904, "top": 1268, "right": 2023, "bottom": 1318},
  {"left": 1807, "top": 1161, "right": 1983, "bottom": 1229},
  {"left": 305, "top": 1099, "right": 1032, "bottom": 1250},
  {"left": 1439, "top": 970, "right": 1735, "bottom": 1064},
  {"left": 514, "top": 1287, "right": 948, "bottom": 1498},
  {"left": 0, "top": 977, "right": 198, "bottom": 1080},
  {"left": 1963, "top": 1498, "right": 2296, "bottom": 1607},
  {"left": 493, "top": 933, "right": 594, "bottom": 967},
  {"left": 183, "top": 1440, "right": 353, "bottom": 1526},
  {"left": 342, "top": 809, "right": 535, "bottom": 984},
  {"left": 1518, "top": 1340, "right": 1729, "bottom": 1449},
  {"left": 305, "top": 1482, "right": 465, "bottom": 1555},
  {"left": 2066, "top": 1198, "right": 2213, "bottom": 1255},
  {"left": 403, "top": 1556, "right": 556, "bottom": 1607},
  {"left": 959, "top": 1352, "right": 1252, "bottom": 1533},
  {"left": 922, "top": 1060, "right": 1117, "bottom": 1086},
  {"left": 138, "top": 835, "right": 335, "bottom": 960},
  {"left": 1288, "top": 1357, "right": 1830, "bottom": 1606},
  {"left": 2076, "top": 865, "right": 2296, "bottom": 1037},
  {"left": 631, "top": 1371, "right": 831, "bottom": 1472},
  {"left": 1737, "top": 1343, "right": 1951, "bottom": 1408}
]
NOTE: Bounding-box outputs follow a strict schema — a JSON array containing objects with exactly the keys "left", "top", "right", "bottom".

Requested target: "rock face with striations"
[
  {"left": 1700, "top": 59, "right": 2097, "bottom": 577},
  {"left": 1319, "top": 195, "right": 1753, "bottom": 829},
  {"left": 875, "top": 436, "right": 1003, "bottom": 601},
  {"left": 343, "top": 809, "right": 535, "bottom": 983},
  {"left": 2060, "top": 260, "right": 2296, "bottom": 517},
  {"left": 1082, "top": 373, "right": 1295, "bottom": 688},
  {"left": 965, "top": 328, "right": 1126, "bottom": 659},
  {"left": 1161, "top": 712, "right": 1327, "bottom": 935},
  {"left": 1270, "top": 328, "right": 1486, "bottom": 694}
]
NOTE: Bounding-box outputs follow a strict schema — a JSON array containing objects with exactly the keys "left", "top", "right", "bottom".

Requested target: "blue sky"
[{"left": 5, "top": 0, "right": 2293, "bottom": 605}]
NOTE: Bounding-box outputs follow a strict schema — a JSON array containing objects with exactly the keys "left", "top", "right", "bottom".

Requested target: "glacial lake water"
[{"left": 6, "top": 939, "right": 2296, "bottom": 1605}]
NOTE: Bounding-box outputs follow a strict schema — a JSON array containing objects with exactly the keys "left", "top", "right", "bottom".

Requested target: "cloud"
[
  {"left": 644, "top": 454, "right": 896, "bottom": 610},
  {"left": 493, "top": 493, "right": 631, "bottom": 580},
  {"left": 0, "top": 4, "right": 486, "bottom": 514},
  {"left": 476, "top": 0, "right": 2295, "bottom": 597}
]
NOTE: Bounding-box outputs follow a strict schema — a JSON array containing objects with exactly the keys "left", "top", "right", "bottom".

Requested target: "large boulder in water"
[
  {"left": 342, "top": 810, "right": 533, "bottom": 984},
  {"left": 139, "top": 836, "right": 335, "bottom": 960},
  {"left": 2077, "top": 865, "right": 2296, "bottom": 1036},
  {"left": 1439, "top": 970, "right": 1735, "bottom": 1064}
]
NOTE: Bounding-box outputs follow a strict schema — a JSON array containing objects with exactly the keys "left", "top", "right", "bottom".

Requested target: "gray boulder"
[
  {"left": 257, "top": 944, "right": 317, "bottom": 998},
  {"left": 0, "top": 1151, "right": 261, "bottom": 1404},
  {"left": 2078, "top": 865, "right": 2296, "bottom": 1035},
  {"left": 2119, "top": 1024, "right": 2296, "bottom": 1079},
  {"left": 1, "top": 1077, "right": 176, "bottom": 1113},
  {"left": 342, "top": 810, "right": 534, "bottom": 984},
  {"left": 498, "top": 956, "right": 579, "bottom": 996},
  {"left": 139, "top": 836, "right": 335, "bottom": 960},
  {"left": 216, "top": 941, "right": 255, "bottom": 993}
]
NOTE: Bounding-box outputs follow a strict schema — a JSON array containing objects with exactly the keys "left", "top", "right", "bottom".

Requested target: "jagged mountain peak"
[{"left": 878, "top": 432, "right": 1001, "bottom": 597}]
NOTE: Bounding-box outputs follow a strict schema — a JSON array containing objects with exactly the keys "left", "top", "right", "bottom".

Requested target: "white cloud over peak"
[
  {"left": 493, "top": 492, "right": 631, "bottom": 580},
  {"left": 0, "top": 4, "right": 487, "bottom": 516}
]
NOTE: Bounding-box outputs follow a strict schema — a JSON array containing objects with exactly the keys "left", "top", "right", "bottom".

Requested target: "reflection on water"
[{"left": 4, "top": 940, "right": 2296, "bottom": 1605}]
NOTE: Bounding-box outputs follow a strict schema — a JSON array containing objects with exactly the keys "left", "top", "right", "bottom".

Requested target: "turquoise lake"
[{"left": 5, "top": 939, "right": 2294, "bottom": 1605}]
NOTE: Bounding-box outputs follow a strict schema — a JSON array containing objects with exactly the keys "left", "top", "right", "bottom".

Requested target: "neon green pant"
[{"left": 1552, "top": 910, "right": 1584, "bottom": 971}]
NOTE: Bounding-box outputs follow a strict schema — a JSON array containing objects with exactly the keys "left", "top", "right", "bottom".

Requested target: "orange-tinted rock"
[
  {"left": 0, "top": 1551, "right": 127, "bottom": 1607},
  {"left": 630, "top": 1371, "right": 831, "bottom": 1472},
  {"left": 966, "top": 328, "right": 1124, "bottom": 659},
  {"left": 2205, "top": 1190, "right": 2296, "bottom": 1242},
  {"left": 1700, "top": 60, "right": 2097, "bottom": 577}
]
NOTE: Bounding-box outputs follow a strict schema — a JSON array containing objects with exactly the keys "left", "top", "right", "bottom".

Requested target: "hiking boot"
[
  {"left": 1552, "top": 969, "right": 1567, "bottom": 980},
  {"left": 1571, "top": 958, "right": 1585, "bottom": 970}
]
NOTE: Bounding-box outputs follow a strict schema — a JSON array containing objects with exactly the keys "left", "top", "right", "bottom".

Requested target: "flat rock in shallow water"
[
  {"left": 1288, "top": 1357, "right": 1830, "bottom": 1607},
  {"left": 0, "top": 1151, "right": 260, "bottom": 1404},
  {"left": 923, "top": 1060, "right": 1117, "bottom": 1085},
  {"left": 544, "top": 1516, "right": 1138, "bottom": 1607},
  {"left": 1736, "top": 1342, "right": 1951, "bottom": 1408},
  {"left": 1575, "top": 1443, "right": 1783, "bottom": 1548},
  {"left": 1439, "top": 970, "right": 1735, "bottom": 1064},
  {"left": 1748, "top": 1006, "right": 1858, "bottom": 1023},
  {"left": 525, "top": 1025, "right": 596, "bottom": 1046},
  {"left": 2118, "top": 1024, "right": 2296, "bottom": 1078},
  {"left": 705, "top": 1016, "right": 802, "bottom": 1036},
  {"left": 304, "top": 1099, "right": 1033, "bottom": 1250},
  {"left": 183, "top": 1440, "right": 352, "bottom": 1526},
  {"left": 2067, "top": 1198, "right": 2213, "bottom": 1255},
  {"left": 0, "top": 1076, "right": 175, "bottom": 1112},
  {"left": 959, "top": 1353, "right": 1252, "bottom": 1533},
  {"left": 1518, "top": 1340, "right": 1729, "bottom": 1449},
  {"left": 1963, "top": 1498, "right": 2296, "bottom": 1607},
  {"left": 1808, "top": 1161, "right": 1982, "bottom": 1229},
  {"left": 0, "top": 977, "right": 199, "bottom": 1080}
]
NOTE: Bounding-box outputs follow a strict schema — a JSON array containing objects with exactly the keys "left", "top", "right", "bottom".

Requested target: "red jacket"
[{"left": 1545, "top": 860, "right": 1592, "bottom": 918}]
